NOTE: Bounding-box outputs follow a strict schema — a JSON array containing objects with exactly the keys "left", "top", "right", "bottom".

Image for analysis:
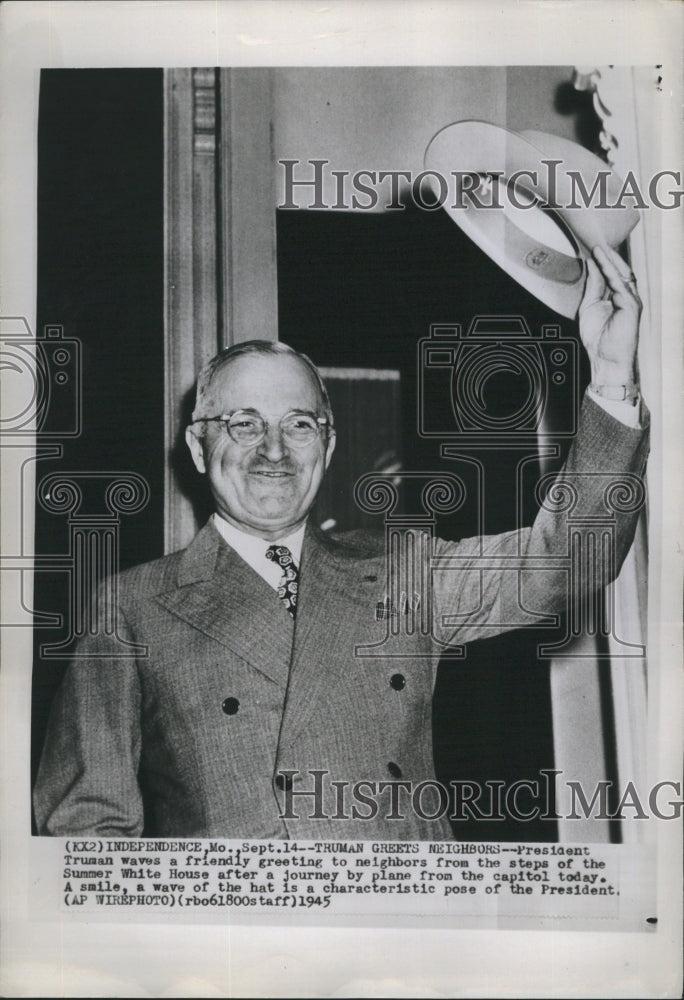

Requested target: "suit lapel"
[
  {"left": 155, "top": 521, "right": 294, "bottom": 689},
  {"left": 279, "top": 524, "right": 382, "bottom": 745}
]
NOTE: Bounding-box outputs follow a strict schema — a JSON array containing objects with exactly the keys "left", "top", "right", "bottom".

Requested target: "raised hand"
[{"left": 578, "top": 244, "right": 641, "bottom": 388}]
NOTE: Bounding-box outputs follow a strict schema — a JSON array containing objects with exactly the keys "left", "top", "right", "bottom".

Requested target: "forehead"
[{"left": 207, "top": 353, "right": 323, "bottom": 415}]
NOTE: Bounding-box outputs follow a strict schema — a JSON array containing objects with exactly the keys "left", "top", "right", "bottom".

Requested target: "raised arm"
[{"left": 431, "top": 245, "right": 649, "bottom": 647}]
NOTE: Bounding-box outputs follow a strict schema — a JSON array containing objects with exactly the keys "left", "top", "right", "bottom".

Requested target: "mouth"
[{"left": 250, "top": 470, "right": 294, "bottom": 478}]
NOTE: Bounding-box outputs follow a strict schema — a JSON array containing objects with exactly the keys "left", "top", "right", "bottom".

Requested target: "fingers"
[
  {"left": 592, "top": 245, "right": 642, "bottom": 311},
  {"left": 580, "top": 257, "right": 607, "bottom": 312},
  {"left": 601, "top": 244, "right": 633, "bottom": 281}
]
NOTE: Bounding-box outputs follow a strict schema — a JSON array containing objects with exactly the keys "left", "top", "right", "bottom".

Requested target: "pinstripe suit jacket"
[{"left": 34, "top": 397, "right": 649, "bottom": 840}]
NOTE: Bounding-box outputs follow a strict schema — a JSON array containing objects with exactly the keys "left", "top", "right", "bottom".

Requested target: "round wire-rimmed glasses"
[{"left": 191, "top": 409, "right": 332, "bottom": 448}]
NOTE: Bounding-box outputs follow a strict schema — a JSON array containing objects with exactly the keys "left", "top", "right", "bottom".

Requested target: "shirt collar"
[{"left": 212, "top": 513, "right": 305, "bottom": 569}]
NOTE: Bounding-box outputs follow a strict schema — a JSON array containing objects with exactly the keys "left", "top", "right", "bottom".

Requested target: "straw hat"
[{"left": 424, "top": 120, "right": 640, "bottom": 317}]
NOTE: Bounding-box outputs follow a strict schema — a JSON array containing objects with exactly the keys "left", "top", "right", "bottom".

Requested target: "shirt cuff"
[{"left": 586, "top": 387, "right": 642, "bottom": 429}]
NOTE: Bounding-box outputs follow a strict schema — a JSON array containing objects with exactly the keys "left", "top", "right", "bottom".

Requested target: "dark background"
[
  {"left": 32, "top": 69, "right": 618, "bottom": 841},
  {"left": 32, "top": 70, "right": 165, "bottom": 805}
]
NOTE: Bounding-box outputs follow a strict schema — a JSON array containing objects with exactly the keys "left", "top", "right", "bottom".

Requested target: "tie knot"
[{"left": 265, "top": 544, "right": 296, "bottom": 571}]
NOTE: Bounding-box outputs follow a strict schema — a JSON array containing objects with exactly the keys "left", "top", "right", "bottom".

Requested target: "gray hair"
[{"left": 191, "top": 340, "right": 334, "bottom": 427}]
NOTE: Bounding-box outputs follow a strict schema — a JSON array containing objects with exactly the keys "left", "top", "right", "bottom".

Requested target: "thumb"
[{"left": 579, "top": 258, "right": 605, "bottom": 313}]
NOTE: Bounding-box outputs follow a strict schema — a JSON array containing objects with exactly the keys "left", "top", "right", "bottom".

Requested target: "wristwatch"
[{"left": 588, "top": 381, "right": 640, "bottom": 405}]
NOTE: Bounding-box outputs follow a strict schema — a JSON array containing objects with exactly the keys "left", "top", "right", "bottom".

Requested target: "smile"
[{"left": 250, "top": 470, "right": 294, "bottom": 478}]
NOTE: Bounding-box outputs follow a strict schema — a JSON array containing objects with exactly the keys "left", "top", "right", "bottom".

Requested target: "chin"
[{"left": 252, "top": 503, "right": 302, "bottom": 526}]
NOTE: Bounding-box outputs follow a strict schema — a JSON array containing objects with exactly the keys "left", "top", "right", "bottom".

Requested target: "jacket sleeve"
[
  {"left": 431, "top": 394, "right": 650, "bottom": 647},
  {"left": 33, "top": 598, "right": 145, "bottom": 837}
]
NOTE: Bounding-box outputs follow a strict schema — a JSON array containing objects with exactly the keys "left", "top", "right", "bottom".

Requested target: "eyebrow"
[{"left": 223, "top": 408, "right": 322, "bottom": 418}]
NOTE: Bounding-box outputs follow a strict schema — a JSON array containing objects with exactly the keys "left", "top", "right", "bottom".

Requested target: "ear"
[
  {"left": 185, "top": 424, "right": 207, "bottom": 474},
  {"left": 324, "top": 428, "right": 336, "bottom": 470}
]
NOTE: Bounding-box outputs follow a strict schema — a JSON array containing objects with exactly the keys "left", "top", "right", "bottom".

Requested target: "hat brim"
[{"left": 424, "top": 121, "right": 639, "bottom": 318}]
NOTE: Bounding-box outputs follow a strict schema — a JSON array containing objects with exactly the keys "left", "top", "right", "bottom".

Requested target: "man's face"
[{"left": 186, "top": 353, "right": 336, "bottom": 540}]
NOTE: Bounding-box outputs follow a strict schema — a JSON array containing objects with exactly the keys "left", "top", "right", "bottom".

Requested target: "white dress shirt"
[{"left": 213, "top": 514, "right": 305, "bottom": 591}]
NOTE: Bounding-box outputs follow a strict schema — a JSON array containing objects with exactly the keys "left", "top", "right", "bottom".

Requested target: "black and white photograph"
[{"left": 1, "top": 2, "right": 681, "bottom": 996}]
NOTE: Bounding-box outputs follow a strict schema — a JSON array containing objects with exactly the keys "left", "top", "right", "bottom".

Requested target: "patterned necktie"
[{"left": 265, "top": 544, "right": 299, "bottom": 619}]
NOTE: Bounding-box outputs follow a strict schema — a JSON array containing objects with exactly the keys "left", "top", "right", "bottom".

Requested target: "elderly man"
[{"left": 34, "top": 246, "right": 649, "bottom": 840}]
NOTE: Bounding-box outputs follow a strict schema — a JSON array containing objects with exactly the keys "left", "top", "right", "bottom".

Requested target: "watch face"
[{"left": 590, "top": 383, "right": 639, "bottom": 403}]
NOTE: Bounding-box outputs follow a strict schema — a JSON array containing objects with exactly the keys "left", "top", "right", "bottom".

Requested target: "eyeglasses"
[{"left": 192, "top": 409, "right": 332, "bottom": 448}]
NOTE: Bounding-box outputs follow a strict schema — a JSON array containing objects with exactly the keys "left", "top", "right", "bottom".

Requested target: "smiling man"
[
  {"left": 184, "top": 344, "right": 337, "bottom": 624},
  {"left": 34, "top": 247, "right": 650, "bottom": 840},
  {"left": 186, "top": 344, "right": 336, "bottom": 542}
]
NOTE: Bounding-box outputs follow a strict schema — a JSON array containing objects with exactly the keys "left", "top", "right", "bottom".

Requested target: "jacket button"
[
  {"left": 387, "top": 761, "right": 403, "bottom": 779},
  {"left": 275, "top": 773, "right": 293, "bottom": 792},
  {"left": 222, "top": 697, "right": 240, "bottom": 715},
  {"left": 390, "top": 673, "right": 406, "bottom": 690}
]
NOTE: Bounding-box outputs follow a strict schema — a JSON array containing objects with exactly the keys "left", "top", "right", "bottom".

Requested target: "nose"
[{"left": 257, "top": 422, "right": 289, "bottom": 462}]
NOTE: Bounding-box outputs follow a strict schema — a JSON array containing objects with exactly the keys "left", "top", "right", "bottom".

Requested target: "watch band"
[{"left": 588, "top": 381, "right": 640, "bottom": 404}]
